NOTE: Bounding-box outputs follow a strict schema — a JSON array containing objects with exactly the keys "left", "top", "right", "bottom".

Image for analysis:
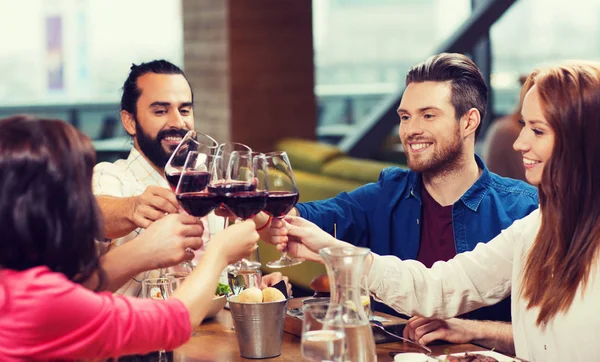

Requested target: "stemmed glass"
[
  {"left": 173, "top": 151, "right": 219, "bottom": 273},
  {"left": 208, "top": 143, "right": 253, "bottom": 231},
  {"left": 223, "top": 151, "right": 268, "bottom": 272},
  {"left": 164, "top": 131, "right": 218, "bottom": 191},
  {"left": 176, "top": 151, "right": 220, "bottom": 219},
  {"left": 264, "top": 151, "right": 302, "bottom": 268}
]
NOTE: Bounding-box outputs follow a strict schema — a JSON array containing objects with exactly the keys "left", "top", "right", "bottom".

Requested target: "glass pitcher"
[{"left": 319, "top": 246, "right": 377, "bottom": 362}]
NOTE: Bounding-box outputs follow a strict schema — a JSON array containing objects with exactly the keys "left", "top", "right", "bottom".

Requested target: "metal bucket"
[{"left": 228, "top": 297, "right": 289, "bottom": 359}]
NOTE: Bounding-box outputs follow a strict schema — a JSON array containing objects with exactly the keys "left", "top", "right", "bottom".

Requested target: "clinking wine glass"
[
  {"left": 208, "top": 143, "right": 259, "bottom": 293},
  {"left": 264, "top": 151, "right": 302, "bottom": 268},
  {"left": 223, "top": 151, "right": 268, "bottom": 273},
  {"left": 173, "top": 151, "right": 217, "bottom": 272},
  {"left": 208, "top": 143, "right": 253, "bottom": 231},
  {"left": 176, "top": 151, "right": 220, "bottom": 219},
  {"left": 164, "top": 131, "right": 218, "bottom": 191}
]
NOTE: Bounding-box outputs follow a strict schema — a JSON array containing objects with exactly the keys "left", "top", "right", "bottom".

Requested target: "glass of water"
[
  {"left": 301, "top": 303, "right": 345, "bottom": 362},
  {"left": 227, "top": 267, "right": 262, "bottom": 295},
  {"left": 141, "top": 277, "right": 177, "bottom": 300}
]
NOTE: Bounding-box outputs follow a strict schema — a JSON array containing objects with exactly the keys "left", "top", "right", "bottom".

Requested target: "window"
[
  {"left": 0, "top": 0, "right": 183, "bottom": 106},
  {"left": 491, "top": 0, "right": 600, "bottom": 115},
  {"left": 313, "top": 0, "right": 471, "bottom": 133}
]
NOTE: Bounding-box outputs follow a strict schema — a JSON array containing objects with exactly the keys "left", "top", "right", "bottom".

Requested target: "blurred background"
[{"left": 1, "top": 0, "right": 598, "bottom": 164}]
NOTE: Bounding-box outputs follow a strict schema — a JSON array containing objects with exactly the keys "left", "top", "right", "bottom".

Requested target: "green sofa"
[{"left": 258, "top": 138, "right": 406, "bottom": 291}]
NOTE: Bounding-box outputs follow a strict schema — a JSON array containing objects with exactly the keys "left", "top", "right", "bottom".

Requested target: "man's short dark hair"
[
  {"left": 120, "top": 59, "right": 193, "bottom": 117},
  {"left": 406, "top": 53, "right": 488, "bottom": 122}
]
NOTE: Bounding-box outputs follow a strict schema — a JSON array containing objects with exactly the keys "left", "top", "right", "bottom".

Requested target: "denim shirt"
[
  {"left": 297, "top": 155, "right": 539, "bottom": 259},
  {"left": 296, "top": 155, "right": 539, "bottom": 321}
]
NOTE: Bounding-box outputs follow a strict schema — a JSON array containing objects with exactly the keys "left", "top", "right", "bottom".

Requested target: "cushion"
[
  {"left": 322, "top": 156, "right": 404, "bottom": 184},
  {"left": 276, "top": 138, "right": 343, "bottom": 174}
]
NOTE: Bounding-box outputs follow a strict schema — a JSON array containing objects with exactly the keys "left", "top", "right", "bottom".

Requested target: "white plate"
[
  {"left": 394, "top": 353, "right": 436, "bottom": 362},
  {"left": 394, "top": 350, "right": 518, "bottom": 362}
]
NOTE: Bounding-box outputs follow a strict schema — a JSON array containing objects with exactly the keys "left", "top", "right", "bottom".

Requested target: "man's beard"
[
  {"left": 404, "top": 127, "right": 463, "bottom": 175},
  {"left": 135, "top": 119, "right": 190, "bottom": 169}
]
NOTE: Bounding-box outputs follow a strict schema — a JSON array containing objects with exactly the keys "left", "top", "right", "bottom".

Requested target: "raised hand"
[
  {"left": 130, "top": 185, "right": 180, "bottom": 228},
  {"left": 208, "top": 219, "right": 260, "bottom": 265},
  {"left": 270, "top": 216, "right": 345, "bottom": 262},
  {"left": 134, "top": 213, "right": 204, "bottom": 269}
]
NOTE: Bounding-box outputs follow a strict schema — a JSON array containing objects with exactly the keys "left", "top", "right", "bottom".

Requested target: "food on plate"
[
  {"left": 236, "top": 287, "right": 264, "bottom": 303},
  {"left": 215, "top": 282, "right": 231, "bottom": 297},
  {"left": 443, "top": 352, "right": 499, "bottom": 362},
  {"left": 262, "top": 287, "right": 286, "bottom": 302}
]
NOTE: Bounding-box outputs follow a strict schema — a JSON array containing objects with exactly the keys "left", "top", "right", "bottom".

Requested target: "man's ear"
[
  {"left": 462, "top": 108, "right": 481, "bottom": 138},
  {"left": 121, "top": 110, "right": 136, "bottom": 137}
]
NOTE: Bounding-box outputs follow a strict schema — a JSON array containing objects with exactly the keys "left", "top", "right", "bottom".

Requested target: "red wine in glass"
[
  {"left": 223, "top": 191, "right": 268, "bottom": 220},
  {"left": 264, "top": 191, "right": 299, "bottom": 217},
  {"left": 165, "top": 171, "right": 182, "bottom": 191},
  {"left": 171, "top": 171, "right": 211, "bottom": 193},
  {"left": 264, "top": 151, "right": 302, "bottom": 268},
  {"left": 208, "top": 182, "right": 256, "bottom": 195},
  {"left": 177, "top": 192, "right": 222, "bottom": 217}
]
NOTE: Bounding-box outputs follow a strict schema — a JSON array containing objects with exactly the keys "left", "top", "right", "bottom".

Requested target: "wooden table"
[{"left": 173, "top": 304, "right": 486, "bottom": 361}]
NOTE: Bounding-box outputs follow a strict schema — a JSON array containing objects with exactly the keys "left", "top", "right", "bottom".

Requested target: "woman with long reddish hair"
[{"left": 272, "top": 61, "right": 600, "bottom": 361}]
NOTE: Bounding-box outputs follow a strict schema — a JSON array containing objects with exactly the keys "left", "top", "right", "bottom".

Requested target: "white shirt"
[
  {"left": 92, "top": 148, "right": 171, "bottom": 296},
  {"left": 367, "top": 209, "right": 600, "bottom": 361},
  {"left": 92, "top": 148, "right": 218, "bottom": 296}
]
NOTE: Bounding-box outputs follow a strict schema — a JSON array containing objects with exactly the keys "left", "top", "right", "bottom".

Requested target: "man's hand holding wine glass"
[
  {"left": 129, "top": 185, "right": 180, "bottom": 229},
  {"left": 130, "top": 213, "right": 204, "bottom": 270}
]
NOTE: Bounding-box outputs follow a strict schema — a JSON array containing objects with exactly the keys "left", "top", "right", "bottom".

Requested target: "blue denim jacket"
[
  {"left": 296, "top": 155, "right": 539, "bottom": 320},
  {"left": 297, "top": 155, "right": 538, "bottom": 258}
]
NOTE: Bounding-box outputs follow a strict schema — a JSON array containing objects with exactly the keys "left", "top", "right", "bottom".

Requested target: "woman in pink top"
[{"left": 0, "top": 116, "right": 259, "bottom": 360}]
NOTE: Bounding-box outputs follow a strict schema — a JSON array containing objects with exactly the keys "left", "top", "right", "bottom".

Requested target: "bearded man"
[
  {"left": 256, "top": 54, "right": 539, "bottom": 352},
  {"left": 93, "top": 60, "right": 289, "bottom": 296}
]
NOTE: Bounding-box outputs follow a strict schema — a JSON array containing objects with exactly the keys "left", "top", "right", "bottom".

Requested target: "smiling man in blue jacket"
[{"left": 257, "top": 53, "right": 538, "bottom": 352}]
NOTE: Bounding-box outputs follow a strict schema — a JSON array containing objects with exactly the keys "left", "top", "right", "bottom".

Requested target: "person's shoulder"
[
  {"left": 379, "top": 166, "right": 413, "bottom": 184},
  {"left": 487, "top": 172, "right": 538, "bottom": 202},
  {"left": 93, "top": 157, "right": 128, "bottom": 175},
  {"left": 1, "top": 267, "right": 77, "bottom": 309},
  {"left": 508, "top": 208, "right": 542, "bottom": 242}
]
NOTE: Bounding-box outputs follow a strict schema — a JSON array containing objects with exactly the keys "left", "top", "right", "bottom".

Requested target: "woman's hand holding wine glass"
[{"left": 264, "top": 151, "right": 303, "bottom": 268}]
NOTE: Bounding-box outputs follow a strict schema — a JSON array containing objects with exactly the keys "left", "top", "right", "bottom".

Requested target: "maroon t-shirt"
[{"left": 416, "top": 186, "right": 456, "bottom": 268}]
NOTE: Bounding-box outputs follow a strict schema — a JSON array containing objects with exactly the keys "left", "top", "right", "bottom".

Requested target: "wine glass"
[
  {"left": 264, "top": 151, "right": 302, "bottom": 268},
  {"left": 176, "top": 151, "right": 220, "bottom": 219},
  {"left": 173, "top": 151, "right": 218, "bottom": 273},
  {"left": 208, "top": 143, "right": 253, "bottom": 230},
  {"left": 301, "top": 303, "right": 345, "bottom": 362},
  {"left": 164, "top": 131, "right": 218, "bottom": 191},
  {"left": 223, "top": 151, "right": 268, "bottom": 272}
]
